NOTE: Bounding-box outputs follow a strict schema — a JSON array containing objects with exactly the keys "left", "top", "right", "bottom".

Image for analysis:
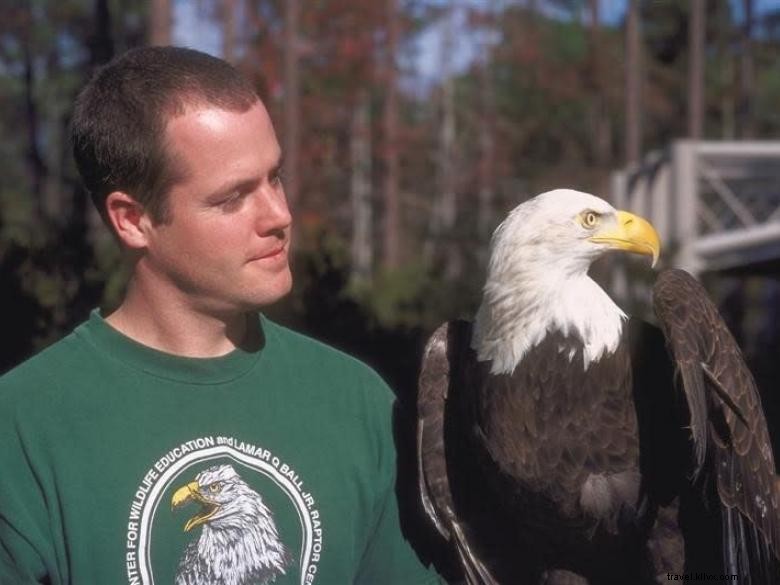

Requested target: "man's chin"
[{"left": 244, "top": 273, "right": 293, "bottom": 310}]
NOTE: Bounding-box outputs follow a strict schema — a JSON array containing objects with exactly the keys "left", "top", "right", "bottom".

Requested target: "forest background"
[{"left": 2, "top": 0, "right": 780, "bottom": 442}]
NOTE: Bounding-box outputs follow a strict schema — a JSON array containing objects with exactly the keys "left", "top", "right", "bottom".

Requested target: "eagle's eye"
[
  {"left": 208, "top": 482, "right": 223, "bottom": 494},
  {"left": 581, "top": 211, "right": 600, "bottom": 229}
]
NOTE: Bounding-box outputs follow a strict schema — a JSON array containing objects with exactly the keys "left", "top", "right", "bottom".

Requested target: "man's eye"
[{"left": 219, "top": 192, "right": 244, "bottom": 210}]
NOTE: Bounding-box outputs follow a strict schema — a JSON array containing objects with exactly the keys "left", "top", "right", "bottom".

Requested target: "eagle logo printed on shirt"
[
  {"left": 172, "top": 464, "right": 292, "bottom": 585},
  {"left": 125, "top": 436, "right": 324, "bottom": 585}
]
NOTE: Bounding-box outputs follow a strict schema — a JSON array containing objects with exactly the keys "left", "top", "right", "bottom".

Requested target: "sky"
[{"left": 173, "top": 1, "right": 221, "bottom": 56}]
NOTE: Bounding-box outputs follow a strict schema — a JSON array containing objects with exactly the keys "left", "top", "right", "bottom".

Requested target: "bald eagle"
[
  {"left": 417, "top": 189, "right": 780, "bottom": 584},
  {"left": 171, "top": 464, "right": 292, "bottom": 585}
]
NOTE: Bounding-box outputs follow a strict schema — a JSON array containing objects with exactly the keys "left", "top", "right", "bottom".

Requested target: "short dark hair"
[{"left": 71, "top": 46, "right": 259, "bottom": 224}]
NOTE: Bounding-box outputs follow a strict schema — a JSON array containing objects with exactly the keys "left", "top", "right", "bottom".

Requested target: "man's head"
[
  {"left": 71, "top": 46, "right": 259, "bottom": 224},
  {"left": 72, "top": 47, "right": 293, "bottom": 312}
]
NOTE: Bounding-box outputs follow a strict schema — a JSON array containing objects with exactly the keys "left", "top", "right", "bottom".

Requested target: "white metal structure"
[
  {"left": 612, "top": 140, "right": 780, "bottom": 274},
  {"left": 609, "top": 141, "right": 780, "bottom": 309}
]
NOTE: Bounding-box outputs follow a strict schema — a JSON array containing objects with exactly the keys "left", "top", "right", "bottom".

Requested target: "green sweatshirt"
[{"left": 0, "top": 311, "right": 440, "bottom": 585}]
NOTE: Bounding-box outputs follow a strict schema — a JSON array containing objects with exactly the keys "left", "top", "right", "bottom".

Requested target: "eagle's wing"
[
  {"left": 652, "top": 268, "right": 780, "bottom": 580},
  {"left": 417, "top": 320, "right": 499, "bottom": 585}
]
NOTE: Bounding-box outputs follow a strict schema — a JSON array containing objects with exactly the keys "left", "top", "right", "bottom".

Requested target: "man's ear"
[{"left": 105, "top": 191, "right": 153, "bottom": 249}]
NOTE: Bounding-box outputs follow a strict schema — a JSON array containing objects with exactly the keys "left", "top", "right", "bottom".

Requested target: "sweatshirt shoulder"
[
  {"left": 261, "top": 316, "right": 394, "bottom": 401},
  {"left": 0, "top": 324, "right": 89, "bottom": 403}
]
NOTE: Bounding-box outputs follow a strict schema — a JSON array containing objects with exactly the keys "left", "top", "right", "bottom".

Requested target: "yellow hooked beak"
[
  {"left": 171, "top": 481, "right": 218, "bottom": 532},
  {"left": 589, "top": 210, "right": 661, "bottom": 267}
]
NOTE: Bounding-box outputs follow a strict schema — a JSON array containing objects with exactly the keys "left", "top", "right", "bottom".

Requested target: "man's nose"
[{"left": 254, "top": 183, "right": 292, "bottom": 235}]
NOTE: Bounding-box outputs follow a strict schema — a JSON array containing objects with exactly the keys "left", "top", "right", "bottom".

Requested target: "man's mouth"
[{"left": 250, "top": 243, "right": 287, "bottom": 262}]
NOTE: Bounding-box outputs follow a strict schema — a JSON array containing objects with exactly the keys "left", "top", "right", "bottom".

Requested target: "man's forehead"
[
  {"left": 156, "top": 105, "right": 281, "bottom": 209},
  {"left": 164, "top": 103, "right": 280, "bottom": 168},
  {"left": 165, "top": 100, "right": 272, "bottom": 136},
  {"left": 175, "top": 105, "right": 256, "bottom": 133}
]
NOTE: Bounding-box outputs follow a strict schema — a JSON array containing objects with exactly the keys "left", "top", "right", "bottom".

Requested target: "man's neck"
[{"left": 105, "top": 280, "right": 251, "bottom": 358}]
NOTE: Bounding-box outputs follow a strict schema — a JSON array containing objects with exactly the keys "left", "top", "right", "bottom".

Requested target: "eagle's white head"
[
  {"left": 172, "top": 464, "right": 292, "bottom": 585},
  {"left": 472, "top": 188, "right": 660, "bottom": 374}
]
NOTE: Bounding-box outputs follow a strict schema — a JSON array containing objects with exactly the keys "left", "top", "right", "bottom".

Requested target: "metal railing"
[{"left": 609, "top": 140, "right": 780, "bottom": 307}]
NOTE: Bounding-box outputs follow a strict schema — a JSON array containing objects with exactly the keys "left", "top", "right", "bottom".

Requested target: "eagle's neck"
[{"left": 472, "top": 270, "right": 626, "bottom": 375}]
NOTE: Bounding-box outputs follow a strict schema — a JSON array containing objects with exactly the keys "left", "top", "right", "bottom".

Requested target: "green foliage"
[
  {"left": 355, "top": 262, "right": 437, "bottom": 329},
  {"left": 0, "top": 189, "right": 37, "bottom": 250},
  {"left": 0, "top": 0, "right": 146, "bottom": 372}
]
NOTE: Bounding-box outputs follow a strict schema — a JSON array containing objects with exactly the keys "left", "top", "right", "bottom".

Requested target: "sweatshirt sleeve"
[
  {"left": 353, "top": 374, "right": 442, "bottom": 585},
  {"left": 353, "top": 475, "right": 442, "bottom": 585},
  {"left": 0, "top": 381, "right": 60, "bottom": 584}
]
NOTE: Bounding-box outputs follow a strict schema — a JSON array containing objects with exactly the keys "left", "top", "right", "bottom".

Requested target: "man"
[{"left": 0, "top": 46, "right": 441, "bottom": 585}]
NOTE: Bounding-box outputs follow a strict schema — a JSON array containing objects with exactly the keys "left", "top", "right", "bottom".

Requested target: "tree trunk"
[
  {"left": 424, "top": 7, "right": 460, "bottom": 279},
  {"left": 382, "top": 0, "right": 400, "bottom": 270},
  {"left": 350, "top": 90, "right": 373, "bottom": 285},
  {"left": 91, "top": 0, "right": 114, "bottom": 65},
  {"left": 478, "top": 22, "right": 496, "bottom": 249},
  {"left": 76, "top": 0, "right": 115, "bottom": 280},
  {"left": 625, "top": 0, "right": 642, "bottom": 165},
  {"left": 738, "top": 0, "right": 755, "bottom": 138},
  {"left": 587, "top": 0, "right": 611, "bottom": 167},
  {"left": 222, "top": 0, "right": 238, "bottom": 63},
  {"left": 149, "top": 0, "right": 171, "bottom": 46},
  {"left": 22, "top": 31, "right": 45, "bottom": 221},
  {"left": 687, "top": 0, "right": 705, "bottom": 139},
  {"left": 283, "top": 0, "right": 301, "bottom": 212},
  {"left": 439, "top": 7, "right": 460, "bottom": 279},
  {"left": 717, "top": 0, "right": 735, "bottom": 139},
  {"left": 82, "top": 0, "right": 114, "bottom": 241}
]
